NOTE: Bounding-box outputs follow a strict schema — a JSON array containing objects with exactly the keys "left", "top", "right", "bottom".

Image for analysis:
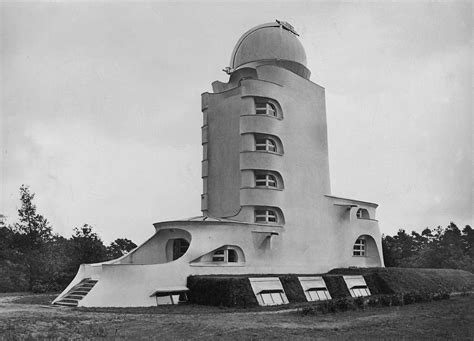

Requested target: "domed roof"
[{"left": 230, "top": 21, "right": 307, "bottom": 70}]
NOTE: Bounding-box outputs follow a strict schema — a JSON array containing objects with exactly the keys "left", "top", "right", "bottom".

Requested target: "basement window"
[
  {"left": 343, "top": 275, "right": 371, "bottom": 298},
  {"left": 255, "top": 137, "right": 277, "bottom": 152},
  {"left": 255, "top": 173, "right": 277, "bottom": 188},
  {"left": 259, "top": 290, "right": 286, "bottom": 305},
  {"left": 298, "top": 276, "right": 332, "bottom": 302},
  {"left": 255, "top": 209, "right": 277, "bottom": 223},
  {"left": 150, "top": 289, "right": 189, "bottom": 305},
  {"left": 249, "top": 277, "right": 289, "bottom": 306},
  {"left": 353, "top": 238, "right": 366, "bottom": 256}
]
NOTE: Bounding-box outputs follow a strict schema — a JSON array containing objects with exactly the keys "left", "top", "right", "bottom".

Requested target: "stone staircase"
[{"left": 54, "top": 278, "right": 98, "bottom": 307}]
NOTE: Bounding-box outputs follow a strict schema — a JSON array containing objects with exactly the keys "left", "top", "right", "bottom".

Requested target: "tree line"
[
  {"left": 382, "top": 222, "right": 473, "bottom": 272},
  {"left": 0, "top": 185, "right": 136, "bottom": 292},
  {"left": 0, "top": 185, "right": 472, "bottom": 293}
]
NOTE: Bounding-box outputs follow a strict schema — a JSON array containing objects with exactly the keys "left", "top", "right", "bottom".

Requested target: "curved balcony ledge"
[
  {"left": 240, "top": 150, "right": 283, "bottom": 157},
  {"left": 240, "top": 151, "right": 284, "bottom": 173},
  {"left": 349, "top": 218, "right": 380, "bottom": 234},
  {"left": 240, "top": 115, "right": 283, "bottom": 136},
  {"left": 240, "top": 187, "right": 284, "bottom": 207},
  {"left": 240, "top": 78, "right": 283, "bottom": 98}
]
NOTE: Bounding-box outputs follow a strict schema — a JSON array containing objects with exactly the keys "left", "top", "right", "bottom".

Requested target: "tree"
[
  {"left": 69, "top": 224, "right": 107, "bottom": 268},
  {"left": 107, "top": 238, "right": 137, "bottom": 259},
  {"left": 12, "top": 185, "right": 52, "bottom": 250}
]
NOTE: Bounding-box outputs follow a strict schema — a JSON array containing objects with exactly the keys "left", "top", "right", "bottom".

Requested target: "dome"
[{"left": 229, "top": 21, "right": 307, "bottom": 71}]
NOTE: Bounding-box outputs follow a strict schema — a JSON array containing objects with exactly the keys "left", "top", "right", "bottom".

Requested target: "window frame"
[
  {"left": 255, "top": 102, "right": 277, "bottom": 117},
  {"left": 172, "top": 238, "right": 190, "bottom": 260},
  {"left": 255, "top": 209, "right": 277, "bottom": 223},
  {"left": 255, "top": 173, "right": 277, "bottom": 188},
  {"left": 356, "top": 208, "right": 370, "bottom": 219},
  {"left": 211, "top": 247, "right": 239, "bottom": 263},
  {"left": 255, "top": 137, "right": 277, "bottom": 153}
]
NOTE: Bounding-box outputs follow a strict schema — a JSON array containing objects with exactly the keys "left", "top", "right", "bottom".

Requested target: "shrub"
[{"left": 353, "top": 296, "right": 365, "bottom": 309}]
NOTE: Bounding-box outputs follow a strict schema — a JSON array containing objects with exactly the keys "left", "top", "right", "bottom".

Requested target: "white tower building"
[{"left": 54, "top": 21, "right": 384, "bottom": 307}]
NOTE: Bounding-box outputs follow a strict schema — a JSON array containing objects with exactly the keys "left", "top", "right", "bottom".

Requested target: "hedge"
[{"left": 187, "top": 276, "right": 258, "bottom": 307}]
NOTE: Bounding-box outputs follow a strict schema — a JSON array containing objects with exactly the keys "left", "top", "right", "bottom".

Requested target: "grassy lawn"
[{"left": 0, "top": 293, "right": 472, "bottom": 339}]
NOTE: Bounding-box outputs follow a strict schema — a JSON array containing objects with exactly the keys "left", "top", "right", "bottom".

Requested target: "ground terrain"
[{"left": 0, "top": 293, "right": 473, "bottom": 340}]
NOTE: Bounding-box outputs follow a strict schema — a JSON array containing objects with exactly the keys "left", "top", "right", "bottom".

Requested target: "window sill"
[
  {"left": 240, "top": 114, "right": 283, "bottom": 121},
  {"left": 189, "top": 262, "right": 246, "bottom": 267},
  {"left": 240, "top": 150, "right": 283, "bottom": 156},
  {"left": 356, "top": 218, "right": 379, "bottom": 222},
  {"left": 241, "top": 186, "right": 284, "bottom": 191}
]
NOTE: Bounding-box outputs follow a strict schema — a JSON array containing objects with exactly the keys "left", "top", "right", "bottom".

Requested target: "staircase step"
[
  {"left": 54, "top": 301, "right": 78, "bottom": 307},
  {"left": 65, "top": 295, "right": 84, "bottom": 300},
  {"left": 54, "top": 278, "right": 98, "bottom": 306},
  {"left": 77, "top": 284, "right": 95, "bottom": 289},
  {"left": 57, "top": 299, "right": 78, "bottom": 305}
]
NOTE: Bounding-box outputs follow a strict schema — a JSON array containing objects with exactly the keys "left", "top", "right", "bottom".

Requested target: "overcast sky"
[{"left": 1, "top": 1, "right": 472, "bottom": 244}]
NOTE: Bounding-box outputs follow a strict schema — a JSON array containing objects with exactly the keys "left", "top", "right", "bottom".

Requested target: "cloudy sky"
[{"left": 1, "top": 1, "right": 471, "bottom": 244}]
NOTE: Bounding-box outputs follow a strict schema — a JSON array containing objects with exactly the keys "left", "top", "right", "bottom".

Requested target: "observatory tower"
[{"left": 54, "top": 21, "right": 384, "bottom": 307}]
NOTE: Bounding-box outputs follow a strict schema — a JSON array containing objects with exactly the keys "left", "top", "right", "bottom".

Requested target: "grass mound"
[
  {"left": 329, "top": 267, "right": 474, "bottom": 294},
  {"left": 187, "top": 268, "right": 473, "bottom": 307}
]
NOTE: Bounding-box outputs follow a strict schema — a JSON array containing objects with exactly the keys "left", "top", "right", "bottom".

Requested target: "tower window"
[
  {"left": 356, "top": 208, "right": 370, "bottom": 219},
  {"left": 255, "top": 137, "right": 277, "bottom": 152},
  {"left": 255, "top": 173, "right": 277, "bottom": 188},
  {"left": 255, "top": 209, "right": 277, "bottom": 223},
  {"left": 255, "top": 102, "right": 277, "bottom": 117},
  {"left": 353, "top": 238, "right": 366, "bottom": 256}
]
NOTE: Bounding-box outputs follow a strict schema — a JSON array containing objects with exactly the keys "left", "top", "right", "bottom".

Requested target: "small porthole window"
[
  {"left": 255, "top": 173, "right": 277, "bottom": 188},
  {"left": 353, "top": 238, "right": 366, "bottom": 256},
  {"left": 255, "top": 137, "right": 277, "bottom": 153},
  {"left": 255, "top": 102, "right": 277, "bottom": 117},
  {"left": 255, "top": 209, "right": 277, "bottom": 223}
]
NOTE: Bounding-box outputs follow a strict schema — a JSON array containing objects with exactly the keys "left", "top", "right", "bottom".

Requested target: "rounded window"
[
  {"left": 356, "top": 208, "right": 370, "bottom": 219},
  {"left": 171, "top": 238, "right": 189, "bottom": 260},
  {"left": 255, "top": 173, "right": 277, "bottom": 188},
  {"left": 255, "top": 137, "right": 277, "bottom": 152},
  {"left": 255, "top": 101, "right": 277, "bottom": 117}
]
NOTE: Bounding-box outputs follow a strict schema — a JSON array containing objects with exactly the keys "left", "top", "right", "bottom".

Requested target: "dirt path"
[{"left": 1, "top": 293, "right": 472, "bottom": 339}]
